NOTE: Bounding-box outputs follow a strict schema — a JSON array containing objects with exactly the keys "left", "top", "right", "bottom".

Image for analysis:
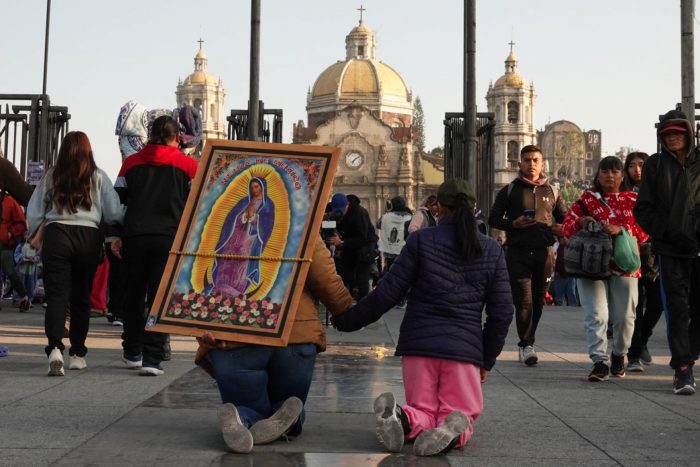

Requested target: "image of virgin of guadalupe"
[{"left": 208, "top": 177, "right": 274, "bottom": 298}]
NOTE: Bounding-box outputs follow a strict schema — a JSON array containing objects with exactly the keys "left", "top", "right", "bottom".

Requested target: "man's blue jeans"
[{"left": 207, "top": 343, "right": 317, "bottom": 435}]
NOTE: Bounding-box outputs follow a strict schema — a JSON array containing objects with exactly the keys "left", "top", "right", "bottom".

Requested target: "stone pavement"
[{"left": 1, "top": 300, "right": 698, "bottom": 466}]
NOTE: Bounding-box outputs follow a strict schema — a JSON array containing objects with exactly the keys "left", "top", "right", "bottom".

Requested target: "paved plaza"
[{"left": 1, "top": 301, "right": 698, "bottom": 466}]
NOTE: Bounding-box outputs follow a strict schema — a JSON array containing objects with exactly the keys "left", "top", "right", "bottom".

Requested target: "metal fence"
[
  {"left": 227, "top": 101, "right": 282, "bottom": 143},
  {"left": 443, "top": 111, "right": 495, "bottom": 216},
  {"left": 0, "top": 94, "right": 70, "bottom": 179}
]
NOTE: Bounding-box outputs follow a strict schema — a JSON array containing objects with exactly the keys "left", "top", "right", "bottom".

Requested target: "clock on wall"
[{"left": 345, "top": 151, "right": 364, "bottom": 168}]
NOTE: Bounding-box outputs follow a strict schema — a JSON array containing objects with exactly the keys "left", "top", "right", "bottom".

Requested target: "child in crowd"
[
  {"left": 333, "top": 179, "right": 513, "bottom": 456},
  {"left": 13, "top": 238, "right": 40, "bottom": 307}
]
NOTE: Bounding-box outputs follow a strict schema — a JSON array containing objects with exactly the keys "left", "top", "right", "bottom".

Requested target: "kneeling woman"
[
  {"left": 195, "top": 236, "right": 352, "bottom": 454},
  {"left": 333, "top": 179, "right": 513, "bottom": 456},
  {"left": 562, "top": 156, "right": 648, "bottom": 381}
]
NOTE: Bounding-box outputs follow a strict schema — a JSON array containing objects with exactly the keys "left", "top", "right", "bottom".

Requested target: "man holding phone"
[{"left": 489, "top": 145, "right": 567, "bottom": 366}]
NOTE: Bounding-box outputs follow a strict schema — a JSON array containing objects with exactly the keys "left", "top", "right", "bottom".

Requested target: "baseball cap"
[
  {"left": 437, "top": 179, "right": 476, "bottom": 208},
  {"left": 330, "top": 193, "right": 348, "bottom": 215}
]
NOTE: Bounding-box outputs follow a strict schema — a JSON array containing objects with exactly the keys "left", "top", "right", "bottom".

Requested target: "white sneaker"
[
  {"left": 139, "top": 362, "right": 164, "bottom": 376},
  {"left": 520, "top": 345, "right": 538, "bottom": 366},
  {"left": 112, "top": 319, "right": 123, "bottom": 326},
  {"left": 219, "top": 403, "right": 253, "bottom": 453},
  {"left": 122, "top": 354, "right": 143, "bottom": 369},
  {"left": 47, "top": 348, "right": 64, "bottom": 376},
  {"left": 69, "top": 355, "right": 87, "bottom": 370}
]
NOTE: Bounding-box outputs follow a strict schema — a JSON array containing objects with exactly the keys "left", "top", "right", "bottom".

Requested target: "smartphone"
[{"left": 523, "top": 209, "right": 536, "bottom": 219}]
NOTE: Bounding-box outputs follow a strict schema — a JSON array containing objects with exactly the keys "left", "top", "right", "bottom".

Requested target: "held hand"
[
  {"left": 603, "top": 224, "right": 622, "bottom": 236},
  {"left": 550, "top": 223, "right": 563, "bottom": 236},
  {"left": 512, "top": 215, "right": 537, "bottom": 229},
  {"left": 110, "top": 238, "right": 123, "bottom": 259},
  {"left": 578, "top": 216, "right": 596, "bottom": 229},
  {"left": 480, "top": 367, "right": 488, "bottom": 383},
  {"left": 326, "top": 234, "right": 342, "bottom": 246}
]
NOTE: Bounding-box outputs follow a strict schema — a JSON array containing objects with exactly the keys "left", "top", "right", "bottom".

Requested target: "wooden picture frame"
[{"left": 145, "top": 140, "right": 340, "bottom": 346}]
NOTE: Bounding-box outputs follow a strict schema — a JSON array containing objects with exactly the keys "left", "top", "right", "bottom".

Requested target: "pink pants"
[{"left": 401, "top": 356, "right": 483, "bottom": 449}]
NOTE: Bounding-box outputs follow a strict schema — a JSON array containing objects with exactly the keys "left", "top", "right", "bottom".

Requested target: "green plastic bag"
[{"left": 614, "top": 226, "right": 641, "bottom": 273}]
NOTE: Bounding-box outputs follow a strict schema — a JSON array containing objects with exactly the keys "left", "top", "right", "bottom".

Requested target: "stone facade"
[
  {"left": 486, "top": 49, "right": 538, "bottom": 194},
  {"left": 538, "top": 121, "right": 602, "bottom": 183},
  {"left": 175, "top": 42, "right": 226, "bottom": 144},
  {"left": 292, "top": 18, "right": 440, "bottom": 222}
]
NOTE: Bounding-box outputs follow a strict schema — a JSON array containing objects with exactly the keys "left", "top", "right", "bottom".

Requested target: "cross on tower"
[
  {"left": 357, "top": 5, "right": 366, "bottom": 24},
  {"left": 198, "top": 37, "right": 205, "bottom": 50},
  {"left": 508, "top": 40, "right": 515, "bottom": 53}
]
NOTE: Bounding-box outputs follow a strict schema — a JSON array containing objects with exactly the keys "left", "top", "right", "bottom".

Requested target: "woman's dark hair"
[
  {"left": 148, "top": 115, "right": 179, "bottom": 145},
  {"left": 50, "top": 131, "right": 96, "bottom": 214},
  {"left": 452, "top": 193, "right": 482, "bottom": 261},
  {"left": 622, "top": 151, "right": 649, "bottom": 190},
  {"left": 592, "top": 155, "right": 624, "bottom": 194}
]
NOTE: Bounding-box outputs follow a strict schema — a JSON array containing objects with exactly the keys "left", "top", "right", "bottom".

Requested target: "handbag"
[
  {"left": 614, "top": 226, "right": 641, "bottom": 273},
  {"left": 564, "top": 201, "right": 613, "bottom": 280}
]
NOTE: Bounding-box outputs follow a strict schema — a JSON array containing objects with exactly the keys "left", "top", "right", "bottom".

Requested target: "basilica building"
[
  {"left": 293, "top": 17, "right": 439, "bottom": 222},
  {"left": 485, "top": 46, "right": 538, "bottom": 192},
  {"left": 176, "top": 41, "right": 227, "bottom": 142}
]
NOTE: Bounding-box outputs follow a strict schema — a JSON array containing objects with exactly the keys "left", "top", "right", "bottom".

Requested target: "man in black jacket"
[
  {"left": 326, "top": 194, "right": 377, "bottom": 300},
  {"left": 634, "top": 110, "right": 700, "bottom": 395},
  {"left": 489, "top": 145, "right": 566, "bottom": 366}
]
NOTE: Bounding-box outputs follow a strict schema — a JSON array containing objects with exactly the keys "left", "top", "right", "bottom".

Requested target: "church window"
[
  {"left": 507, "top": 101, "right": 519, "bottom": 123},
  {"left": 358, "top": 45, "right": 364, "bottom": 57},
  {"left": 586, "top": 167, "right": 593, "bottom": 176},
  {"left": 586, "top": 152, "right": 593, "bottom": 160},
  {"left": 507, "top": 141, "right": 519, "bottom": 162},
  {"left": 210, "top": 103, "right": 217, "bottom": 122}
]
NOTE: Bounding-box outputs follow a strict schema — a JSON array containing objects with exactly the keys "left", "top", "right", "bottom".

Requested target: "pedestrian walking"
[
  {"left": 488, "top": 144, "right": 566, "bottom": 366},
  {"left": 634, "top": 110, "right": 700, "bottom": 395},
  {"left": 562, "top": 156, "right": 648, "bottom": 381},
  {"left": 112, "top": 115, "right": 197, "bottom": 376},
  {"left": 26, "top": 131, "right": 124, "bottom": 376}
]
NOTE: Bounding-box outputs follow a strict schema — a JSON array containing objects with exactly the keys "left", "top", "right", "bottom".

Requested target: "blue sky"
[{"left": 1, "top": 1, "right": 695, "bottom": 179}]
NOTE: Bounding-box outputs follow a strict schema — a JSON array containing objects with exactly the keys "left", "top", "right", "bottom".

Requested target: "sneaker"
[
  {"left": 18, "top": 297, "right": 30, "bottom": 312},
  {"left": 673, "top": 365, "right": 696, "bottom": 395},
  {"left": 372, "top": 392, "right": 406, "bottom": 453},
  {"left": 627, "top": 359, "right": 644, "bottom": 373},
  {"left": 112, "top": 319, "right": 123, "bottom": 327},
  {"left": 122, "top": 353, "right": 143, "bottom": 369},
  {"left": 640, "top": 345, "right": 653, "bottom": 365},
  {"left": 139, "top": 362, "right": 164, "bottom": 376},
  {"left": 219, "top": 403, "right": 253, "bottom": 453},
  {"left": 610, "top": 354, "right": 625, "bottom": 377},
  {"left": 519, "top": 345, "right": 538, "bottom": 366},
  {"left": 47, "top": 348, "right": 64, "bottom": 376},
  {"left": 413, "top": 410, "right": 469, "bottom": 457},
  {"left": 69, "top": 355, "right": 87, "bottom": 370},
  {"left": 588, "top": 361, "right": 609, "bottom": 382},
  {"left": 250, "top": 396, "right": 303, "bottom": 445}
]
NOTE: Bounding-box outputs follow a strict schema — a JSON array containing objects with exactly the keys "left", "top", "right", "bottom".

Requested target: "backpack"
[{"left": 563, "top": 200, "right": 613, "bottom": 280}]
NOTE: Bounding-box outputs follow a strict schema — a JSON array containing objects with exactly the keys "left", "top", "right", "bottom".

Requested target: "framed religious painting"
[{"left": 145, "top": 140, "right": 340, "bottom": 346}]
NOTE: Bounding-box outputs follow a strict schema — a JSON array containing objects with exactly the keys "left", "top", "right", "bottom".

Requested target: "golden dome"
[
  {"left": 184, "top": 70, "right": 218, "bottom": 85},
  {"left": 351, "top": 23, "right": 371, "bottom": 34},
  {"left": 311, "top": 59, "right": 409, "bottom": 100},
  {"left": 195, "top": 49, "right": 207, "bottom": 60},
  {"left": 494, "top": 73, "right": 526, "bottom": 88}
]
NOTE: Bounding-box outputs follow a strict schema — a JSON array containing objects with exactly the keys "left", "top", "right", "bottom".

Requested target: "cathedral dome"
[
  {"left": 184, "top": 71, "right": 218, "bottom": 85},
  {"left": 183, "top": 45, "right": 218, "bottom": 85},
  {"left": 311, "top": 59, "right": 409, "bottom": 101},
  {"left": 493, "top": 50, "right": 527, "bottom": 89}
]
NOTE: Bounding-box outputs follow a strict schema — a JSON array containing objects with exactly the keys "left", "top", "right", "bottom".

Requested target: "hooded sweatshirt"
[{"left": 634, "top": 110, "right": 700, "bottom": 258}]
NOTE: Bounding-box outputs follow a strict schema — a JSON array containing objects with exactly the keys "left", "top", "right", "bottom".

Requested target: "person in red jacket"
[
  {"left": 0, "top": 193, "right": 30, "bottom": 311},
  {"left": 562, "top": 156, "right": 648, "bottom": 382}
]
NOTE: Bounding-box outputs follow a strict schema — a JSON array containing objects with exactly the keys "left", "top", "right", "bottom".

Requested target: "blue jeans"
[
  {"left": 553, "top": 275, "right": 578, "bottom": 306},
  {"left": 207, "top": 344, "right": 317, "bottom": 435},
  {"left": 577, "top": 276, "right": 638, "bottom": 363}
]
